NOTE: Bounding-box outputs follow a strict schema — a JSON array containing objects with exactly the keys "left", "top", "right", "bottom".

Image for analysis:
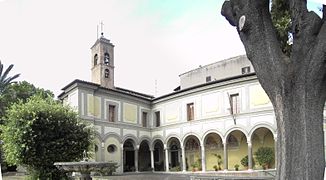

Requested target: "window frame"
[
  {"left": 155, "top": 111, "right": 160, "bottom": 127},
  {"left": 187, "top": 102, "right": 194, "bottom": 121}
]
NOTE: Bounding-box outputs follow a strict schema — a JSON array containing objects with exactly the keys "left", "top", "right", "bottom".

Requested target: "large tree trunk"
[{"left": 221, "top": 0, "right": 326, "bottom": 179}]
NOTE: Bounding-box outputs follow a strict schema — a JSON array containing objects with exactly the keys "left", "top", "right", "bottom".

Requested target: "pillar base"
[{"left": 247, "top": 169, "right": 253, "bottom": 172}]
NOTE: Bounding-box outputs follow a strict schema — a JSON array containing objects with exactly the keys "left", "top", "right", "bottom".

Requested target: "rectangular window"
[
  {"left": 206, "top": 76, "right": 211, "bottom": 82},
  {"left": 230, "top": 93, "right": 240, "bottom": 114},
  {"left": 142, "top": 112, "right": 148, "bottom": 127},
  {"left": 155, "top": 111, "right": 160, "bottom": 127},
  {"left": 108, "top": 105, "right": 115, "bottom": 122},
  {"left": 241, "top": 66, "right": 251, "bottom": 74},
  {"left": 187, "top": 103, "right": 194, "bottom": 121}
]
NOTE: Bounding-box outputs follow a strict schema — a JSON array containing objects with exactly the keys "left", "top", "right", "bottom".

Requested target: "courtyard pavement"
[{"left": 3, "top": 172, "right": 275, "bottom": 180}]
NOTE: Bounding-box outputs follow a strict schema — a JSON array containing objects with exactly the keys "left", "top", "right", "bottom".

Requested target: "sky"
[{"left": 0, "top": 0, "right": 324, "bottom": 97}]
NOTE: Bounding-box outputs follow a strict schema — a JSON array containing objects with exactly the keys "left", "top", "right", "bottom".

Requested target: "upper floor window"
[
  {"left": 241, "top": 66, "right": 250, "bottom": 74},
  {"left": 187, "top": 103, "right": 194, "bottom": 121},
  {"left": 104, "top": 53, "right": 110, "bottom": 65},
  {"left": 104, "top": 69, "right": 109, "bottom": 78},
  {"left": 142, "top": 112, "right": 148, "bottom": 127},
  {"left": 155, "top": 111, "right": 160, "bottom": 127},
  {"left": 206, "top": 76, "right": 211, "bottom": 82},
  {"left": 108, "top": 105, "right": 116, "bottom": 122},
  {"left": 230, "top": 93, "right": 240, "bottom": 114},
  {"left": 94, "top": 54, "right": 98, "bottom": 66}
]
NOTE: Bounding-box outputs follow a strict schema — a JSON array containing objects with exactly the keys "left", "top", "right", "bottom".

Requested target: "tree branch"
[
  {"left": 289, "top": 0, "right": 322, "bottom": 67},
  {"left": 221, "top": 0, "right": 284, "bottom": 99}
]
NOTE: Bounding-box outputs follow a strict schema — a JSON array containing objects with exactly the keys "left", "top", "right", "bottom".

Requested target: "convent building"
[{"left": 58, "top": 34, "right": 326, "bottom": 174}]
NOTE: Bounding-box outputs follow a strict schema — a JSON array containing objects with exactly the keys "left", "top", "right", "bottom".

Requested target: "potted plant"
[
  {"left": 254, "top": 147, "right": 274, "bottom": 170},
  {"left": 213, "top": 165, "right": 218, "bottom": 171},
  {"left": 213, "top": 154, "right": 223, "bottom": 170},
  {"left": 234, "top": 164, "right": 239, "bottom": 171},
  {"left": 191, "top": 162, "right": 199, "bottom": 172},
  {"left": 240, "top": 155, "right": 255, "bottom": 169},
  {"left": 191, "top": 159, "right": 202, "bottom": 172}
]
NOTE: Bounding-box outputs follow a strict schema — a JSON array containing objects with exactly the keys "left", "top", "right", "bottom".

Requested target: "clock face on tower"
[{"left": 104, "top": 53, "right": 110, "bottom": 65}]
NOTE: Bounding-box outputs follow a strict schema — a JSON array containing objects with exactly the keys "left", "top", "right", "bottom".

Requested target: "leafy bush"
[
  {"left": 254, "top": 147, "right": 274, "bottom": 169},
  {"left": 213, "top": 154, "right": 223, "bottom": 170},
  {"left": 240, "top": 155, "right": 255, "bottom": 168},
  {"left": 1, "top": 96, "right": 93, "bottom": 179},
  {"left": 234, "top": 164, "right": 239, "bottom": 171}
]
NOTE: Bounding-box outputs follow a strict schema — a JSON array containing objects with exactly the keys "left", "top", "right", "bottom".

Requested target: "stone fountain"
[{"left": 54, "top": 151, "right": 117, "bottom": 180}]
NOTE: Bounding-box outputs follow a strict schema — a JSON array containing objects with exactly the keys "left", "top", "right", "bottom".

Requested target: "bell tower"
[{"left": 91, "top": 33, "right": 115, "bottom": 89}]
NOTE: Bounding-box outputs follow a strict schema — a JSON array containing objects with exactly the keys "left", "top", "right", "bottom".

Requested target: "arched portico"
[
  {"left": 251, "top": 127, "right": 275, "bottom": 170},
  {"left": 225, "top": 130, "right": 248, "bottom": 171},
  {"left": 123, "top": 139, "right": 137, "bottom": 172},
  {"left": 184, "top": 135, "right": 201, "bottom": 171},
  {"left": 152, "top": 139, "right": 165, "bottom": 171},
  {"left": 203, "top": 133, "right": 224, "bottom": 171},
  {"left": 138, "top": 140, "right": 151, "bottom": 171},
  {"left": 166, "top": 137, "right": 182, "bottom": 171}
]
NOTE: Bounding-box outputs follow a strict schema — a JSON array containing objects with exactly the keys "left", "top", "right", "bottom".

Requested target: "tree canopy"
[
  {"left": 1, "top": 95, "right": 93, "bottom": 179},
  {"left": 0, "top": 81, "right": 54, "bottom": 120}
]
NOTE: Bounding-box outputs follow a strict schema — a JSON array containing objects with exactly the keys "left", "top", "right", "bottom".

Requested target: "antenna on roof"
[
  {"left": 155, "top": 79, "right": 158, "bottom": 97},
  {"left": 100, "top": 21, "right": 104, "bottom": 37},
  {"left": 96, "top": 24, "right": 99, "bottom": 39}
]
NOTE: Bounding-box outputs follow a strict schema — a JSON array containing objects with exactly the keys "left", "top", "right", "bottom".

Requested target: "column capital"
[
  {"left": 120, "top": 144, "right": 124, "bottom": 149},
  {"left": 164, "top": 144, "right": 169, "bottom": 150},
  {"left": 135, "top": 145, "right": 139, "bottom": 150},
  {"left": 247, "top": 141, "right": 252, "bottom": 146},
  {"left": 274, "top": 134, "right": 278, "bottom": 141}
]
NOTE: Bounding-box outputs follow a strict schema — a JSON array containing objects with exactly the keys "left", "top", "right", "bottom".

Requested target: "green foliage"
[
  {"left": 271, "top": 0, "right": 292, "bottom": 56},
  {"left": 213, "top": 153, "right": 223, "bottom": 170},
  {"left": 234, "top": 164, "right": 239, "bottom": 171},
  {"left": 1, "top": 95, "right": 93, "bottom": 179},
  {"left": 191, "top": 158, "right": 201, "bottom": 171},
  {"left": 0, "top": 61, "right": 20, "bottom": 94},
  {"left": 240, "top": 155, "right": 255, "bottom": 168},
  {"left": 254, "top": 147, "right": 274, "bottom": 169},
  {"left": 0, "top": 81, "right": 54, "bottom": 120}
]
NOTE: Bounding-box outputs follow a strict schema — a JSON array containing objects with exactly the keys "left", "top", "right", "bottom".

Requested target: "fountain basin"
[{"left": 54, "top": 161, "right": 117, "bottom": 180}]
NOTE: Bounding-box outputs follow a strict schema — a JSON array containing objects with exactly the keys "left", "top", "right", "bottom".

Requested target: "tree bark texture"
[{"left": 222, "top": 0, "right": 326, "bottom": 179}]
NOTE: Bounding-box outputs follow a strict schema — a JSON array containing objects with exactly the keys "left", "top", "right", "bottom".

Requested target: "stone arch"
[
  {"left": 202, "top": 130, "right": 224, "bottom": 144},
  {"left": 250, "top": 126, "right": 275, "bottom": 170},
  {"left": 122, "top": 135, "right": 138, "bottom": 148},
  {"left": 224, "top": 127, "right": 249, "bottom": 143},
  {"left": 138, "top": 139, "right": 151, "bottom": 171},
  {"left": 165, "top": 134, "right": 181, "bottom": 145},
  {"left": 138, "top": 136, "right": 152, "bottom": 146},
  {"left": 151, "top": 138, "right": 165, "bottom": 171},
  {"left": 123, "top": 137, "right": 137, "bottom": 172},
  {"left": 182, "top": 132, "right": 202, "bottom": 146},
  {"left": 166, "top": 136, "right": 182, "bottom": 171},
  {"left": 151, "top": 135, "right": 164, "bottom": 150},
  {"left": 248, "top": 124, "right": 276, "bottom": 141},
  {"left": 103, "top": 132, "right": 122, "bottom": 144},
  {"left": 225, "top": 128, "right": 248, "bottom": 170},
  {"left": 183, "top": 134, "right": 201, "bottom": 171},
  {"left": 202, "top": 131, "right": 224, "bottom": 171},
  {"left": 103, "top": 135, "right": 121, "bottom": 172}
]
